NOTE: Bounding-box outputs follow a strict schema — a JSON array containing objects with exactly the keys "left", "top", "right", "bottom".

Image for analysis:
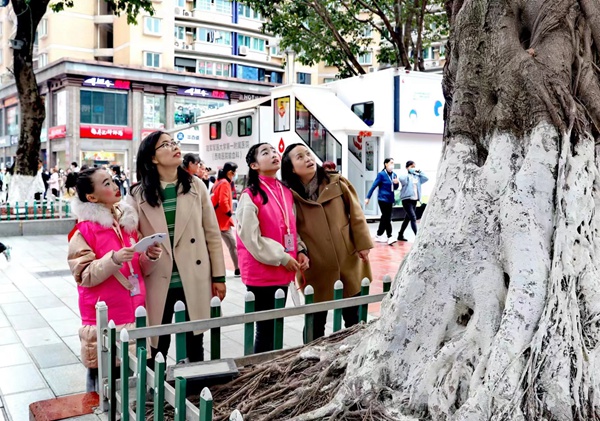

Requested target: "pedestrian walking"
[
  {"left": 127, "top": 131, "right": 226, "bottom": 364},
  {"left": 48, "top": 167, "right": 60, "bottom": 199},
  {"left": 68, "top": 167, "right": 161, "bottom": 392},
  {"left": 236, "top": 143, "right": 308, "bottom": 352},
  {"left": 0, "top": 242, "right": 11, "bottom": 262},
  {"left": 365, "top": 158, "right": 400, "bottom": 245},
  {"left": 211, "top": 162, "right": 241, "bottom": 276},
  {"left": 281, "top": 143, "right": 373, "bottom": 340},
  {"left": 397, "top": 160, "right": 429, "bottom": 241}
]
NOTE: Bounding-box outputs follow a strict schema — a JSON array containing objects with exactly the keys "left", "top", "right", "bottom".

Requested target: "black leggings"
[
  {"left": 399, "top": 199, "right": 418, "bottom": 237},
  {"left": 377, "top": 200, "right": 393, "bottom": 237},
  {"left": 149, "top": 286, "right": 204, "bottom": 366},
  {"left": 246, "top": 285, "right": 289, "bottom": 353},
  {"left": 308, "top": 292, "right": 360, "bottom": 342}
]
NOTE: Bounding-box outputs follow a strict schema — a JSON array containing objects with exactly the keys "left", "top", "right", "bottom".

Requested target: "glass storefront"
[
  {"left": 80, "top": 90, "right": 128, "bottom": 126},
  {"left": 80, "top": 150, "right": 127, "bottom": 168},
  {"left": 174, "top": 97, "right": 228, "bottom": 126},
  {"left": 143, "top": 94, "right": 166, "bottom": 129}
]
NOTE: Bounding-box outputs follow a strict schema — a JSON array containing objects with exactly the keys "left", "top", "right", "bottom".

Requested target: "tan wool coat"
[
  {"left": 293, "top": 174, "right": 373, "bottom": 302},
  {"left": 126, "top": 177, "right": 226, "bottom": 347}
]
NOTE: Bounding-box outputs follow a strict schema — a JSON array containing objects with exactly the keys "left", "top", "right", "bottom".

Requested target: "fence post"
[
  {"left": 244, "top": 291, "right": 255, "bottom": 356},
  {"left": 174, "top": 377, "right": 187, "bottom": 421},
  {"left": 135, "top": 347, "right": 147, "bottom": 421},
  {"left": 15, "top": 202, "right": 19, "bottom": 221},
  {"left": 50, "top": 200, "right": 55, "bottom": 219},
  {"left": 135, "top": 306, "right": 146, "bottom": 358},
  {"left": 199, "top": 387, "right": 213, "bottom": 421},
  {"left": 382, "top": 275, "right": 392, "bottom": 293},
  {"left": 33, "top": 200, "right": 37, "bottom": 219},
  {"left": 5, "top": 202, "right": 9, "bottom": 221},
  {"left": 65, "top": 200, "right": 70, "bottom": 218},
  {"left": 24, "top": 201, "right": 28, "bottom": 220},
  {"left": 358, "top": 277, "right": 371, "bottom": 323},
  {"left": 304, "top": 285, "right": 314, "bottom": 344},
  {"left": 108, "top": 320, "right": 117, "bottom": 421},
  {"left": 230, "top": 409, "right": 243, "bottom": 420},
  {"left": 332, "top": 280, "right": 343, "bottom": 332},
  {"left": 96, "top": 301, "right": 109, "bottom": 412},
  {"left": 174, "top": 301, "right": 188, "bottom": 363},
  {"left": 273, "top": 288, "right": 285, "bottom": 350},
  {"left": 42, "top": 200, "right": 47, "bottom": 219},
  {"left": 120, "top": 329, "right": 130, "bottom": 421},
  {"left": 210, "top": 297, "right": 222, "bottom": 360},
  {"left": 154, "top": 353, "right": 166, "bottom": 421}
]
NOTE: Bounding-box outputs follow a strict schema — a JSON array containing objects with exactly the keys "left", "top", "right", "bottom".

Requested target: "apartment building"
[{"left": 0, "top": 0, "right": 286, "bottom": 170}]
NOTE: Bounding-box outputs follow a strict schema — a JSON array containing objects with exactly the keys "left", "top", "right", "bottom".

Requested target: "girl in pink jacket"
[
  {"left": 236, "top": 143, "right": 309, "bottom": 353},
  {"left": 68, "top": 168, "right": 161, "bottom": 392}
]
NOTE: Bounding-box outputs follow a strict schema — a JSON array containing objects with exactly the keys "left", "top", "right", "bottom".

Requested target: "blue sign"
[{"left": 177, "top": 132, "right": 184, "bottom": 141}]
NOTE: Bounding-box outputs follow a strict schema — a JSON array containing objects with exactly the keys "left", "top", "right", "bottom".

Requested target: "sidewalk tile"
[
  {"left": 0, "top": 312, "right": 9, "bottom": 328},
  {"left": 0, "top": 343, "right": 32, "bottom": 367},
  {"left": 0, "top": 364, "right": 47, "bottom": 395},
  {"left": 62, "top": 335, "right": 82, "bottom": 357},
  {"left": 28, "top": 295, "right": 65, "bottom": 310},
  {"left": 48, "top": 317, "right": 81, "bottom": 338},
  {"left": 7, "top": 313, "right": 49, "bottom": 331},
  {"left": 17, "top": 327, "right": 61, "bottom": 348},
  {"left": 0, "top": 285, "right": 18, "bottom": 294},
  {"left": 29, "top": 343, "right": 79, "bottom": 369},
  {"left": 0, "top": 302, "right": 36, "bottom": 316},
  {"left": 0, "top": 292, "right": 27, "bottom": 305},
  {"left": 2, "top": 388, "right": 54, "bottom": 421},
  {"left": 39, "top": 306, "right": 78, "bottom": 322},
  {"left": 41, "top": 363, "right": 86, "bottom": 396},
  {"left": 0, "top": 327, "right": 19, "bottom": 346},
  {"left": 18, "top": 286, "right": 53, "bottom": 299}
]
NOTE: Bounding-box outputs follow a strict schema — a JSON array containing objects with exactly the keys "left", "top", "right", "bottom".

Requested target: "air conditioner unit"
[
  {"left": 184, "top": 44, "right": 193, "bottom": 50},
  {"left": 174, "top": 7, "right": 183, "bottom": 15},
  {"left": 265, "top": 55, "right": 271, "bottom": 62},
  {"left": 368, "top": 67, "right": 375, "bottom": 73},
  {"left": 238, "top": 45, "right": 248, "bottom": 56},
  {"left": 183, "top": 10, "right": 191, "bottom": 16},
  {"left": 174, "top": 41, "right": 181, "bottom": 48}
]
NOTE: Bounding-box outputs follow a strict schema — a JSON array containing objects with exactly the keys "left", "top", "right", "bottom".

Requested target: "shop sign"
[
  {"left": 82, "top": 77, "right": 131, "bottom": 90},
  {"left": 3, "top": 97, "right": 17, "bottom": 107},
  {"left": 80, "top": 125, "right": 133, "bottom": 140},
  {"left": 232, "top": 93, "right": 262, "bottom": 102},
  {"left": 83, "top": 151, "right": 116, "bottom": 161},
  {"left": 48, "top": 125, "right": 67, "bottom": 140},
  {"left": 177, "top": 87, "right": 229, "bottom": 100}
]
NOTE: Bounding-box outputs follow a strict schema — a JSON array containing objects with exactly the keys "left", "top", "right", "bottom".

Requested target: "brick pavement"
[{"left": 0, "top": 220, "right": 412, "bottom": 421}]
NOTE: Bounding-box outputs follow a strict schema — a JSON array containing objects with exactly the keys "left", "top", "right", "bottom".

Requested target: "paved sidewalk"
[{"left": 0, "top": 221, "right": 412, "bottom": 421}]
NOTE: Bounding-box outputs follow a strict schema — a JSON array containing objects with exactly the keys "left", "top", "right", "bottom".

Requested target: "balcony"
[
  {"left": 94, "top": 15, "right": 115, "bottom": 24},
  {"left": 94, "top": 48, "right": 114, "bottom": 58}
]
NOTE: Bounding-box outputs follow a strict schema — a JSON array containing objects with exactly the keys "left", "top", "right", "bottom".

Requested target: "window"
[
  {"left": 238, "top": 116, "right": 252, "bottom": 137},
  {"left": 175, "top": 97, "right": 227, "bottom": 126},
  {"left": 274, "top": 96, "right": 290, "bottom": 132},
  {"left": 238, "top": 4, "right": 260, "bottom": 19},
  {"left": 237, "top": 34, "right": 250, "bottom": 47},
  {"left": 0, "top": 22, "right": 3, "bottom": 36},
  {"left": 323, "top": 77, "right": 336, "bottom": 83},
  {"left": 143, "top": 94, "right": 166, "bottom": 129},
  {"left": 176, "top": 0, "right": 185, "bottom": 5},
  {"left": 0, "top": 50, "right": 3, "bottom": 66},
  {"left": 361, "top": 27, "right": 372, "bottom": 38},
  {"left": 238, "top": 65, "right": 259, "bottom": 81},
  {"left": 296, "top": 72, "right": 311, "bottom": 85},
  {"left": 198, "top": 60, "right": 231, "bottom": 77},
  {"left": 80, "top": 90, "right": 128, "bottom": 126},
  {"left": 252, "top": 38, "right": 265, "bottom": 52},
  {"left": 351, "top": 102, "right": 374, "bottom": 127},
  {"left": 144, "top": 52, "right": 161, "bottom": 68},
  {"left": 39, "top": 18, "right": 48, "bottom": 37},
  {"left": 209, "top": 122, "right": 221, "bottom": 140},
  {"left": 174, "top": 26, "right": 185, "bottom": 40},
  {"left": 52, "top": 90, "right": 67, "bottom": 126},
  {"left": 237, "top": 34, "right": 265, "bottom": 51},
  {"left": 295, "top": 99, "right": 330, "bottom": 161},
  {"left": 144, "top": 17, "right": 161, "bottom": 35},
  {"left": 38, "top": 53, "right": 48, "bottom": 68},
  {"left": 197, "top": 0, "right": 232, "bottom": 14},
  {"left": 199, "top": 28, "right": 231, "bottom": 45},
  {"left": 358, "top": 51, "right": 372, "bottom": 65}
]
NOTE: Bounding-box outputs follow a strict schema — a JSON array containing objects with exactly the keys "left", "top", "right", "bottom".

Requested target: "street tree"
[
  {"left": 242, "top": 0, "right": 448, "bottom": 77},
  {"left": 206, "top": 0, "right": 600, "bottom": 419},
  {"left": 7, "top": 0, "right": 152, "bottom": 197}
]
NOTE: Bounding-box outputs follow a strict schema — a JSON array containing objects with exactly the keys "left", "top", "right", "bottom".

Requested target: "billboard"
[{"left": 397, "top": 74, "right": 444, "bottom": 134}]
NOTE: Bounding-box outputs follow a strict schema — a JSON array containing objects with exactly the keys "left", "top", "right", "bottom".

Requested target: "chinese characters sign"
[
  {"left": 48, "top": 125, "right": 67, "bottom": 140},
  {"left": 177, "top": 87, "right": 229, "bottom": 100},
  {"left": 82, "top": 77, "right": 131, "bottom": 90},
  {"left": 80, "top": 125, "right": 133, "bottom": 140}
]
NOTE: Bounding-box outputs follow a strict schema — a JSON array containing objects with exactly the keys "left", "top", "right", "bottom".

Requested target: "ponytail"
[{"left": 245, "top": 143, "right": 269, "bottom": 204}]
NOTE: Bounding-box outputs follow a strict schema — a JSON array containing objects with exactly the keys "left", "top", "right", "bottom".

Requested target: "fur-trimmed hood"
[{"left": 71, "top": 196, "right": 138, "bottom": 232}]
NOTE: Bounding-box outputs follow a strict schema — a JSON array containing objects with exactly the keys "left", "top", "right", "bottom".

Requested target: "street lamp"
[{"left": 284, "top": 47, "right": 296, "bottom": 84}]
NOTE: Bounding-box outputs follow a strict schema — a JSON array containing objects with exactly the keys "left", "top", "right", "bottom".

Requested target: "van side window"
[
  {"left": 210, "top": 122, "right": 221, "bottom": 140},
  {"left": 351, "top": 102, "right": 374, "bottom": 127},
  {"left": 238, "top": 116, "right": 252, "bottom": 137}
]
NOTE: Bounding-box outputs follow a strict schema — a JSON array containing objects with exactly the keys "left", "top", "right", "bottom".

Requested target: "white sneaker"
[
  {"left": 387, "top": 237, "right": 397, "bottom": 246},
  {"left": 374, "top": 235, "right": 387, "bottom": 243}
]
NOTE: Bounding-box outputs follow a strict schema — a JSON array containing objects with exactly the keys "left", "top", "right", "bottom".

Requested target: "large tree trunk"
[
  {"left": 210, "top": 0, "right": 600, "bottom": 419},
  {"left": 12, "top": 0, "right": 49, "bottom": 176}
]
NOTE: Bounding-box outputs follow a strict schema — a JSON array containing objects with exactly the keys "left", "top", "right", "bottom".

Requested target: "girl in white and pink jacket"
[{"left": 68, "top": 167, "right": 161, "bottom": 392}]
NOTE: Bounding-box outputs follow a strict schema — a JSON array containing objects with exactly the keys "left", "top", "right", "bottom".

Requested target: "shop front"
[{"left": 79, "top": 125, "right": 133, "bottom": 169}]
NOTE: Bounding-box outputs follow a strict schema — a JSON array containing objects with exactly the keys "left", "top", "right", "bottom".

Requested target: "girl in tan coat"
[
  {"left": 127, "top": 131, "right": 226, "bottom": 364},
  {"left": 281, "top": 143, "right": 373, "bottom": 340}
]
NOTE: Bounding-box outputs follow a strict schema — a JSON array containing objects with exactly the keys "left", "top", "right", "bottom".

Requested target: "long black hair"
[
  {"left": 131, "top": 130, "right": 192, "bottom": 208},
  {"left": 245, "top": 143, "right": 268, "bottom": 204},
  {"left": 76, "top": 167, "right": 101, "bottom": 202},
  {"left": 281, "top": 143, "right": 329, "bottom": 200},
  {"left": 383, "top": 158, "right": 393, "bottom": 171},
  {"left": 182, "top": 153, "right": 200, "bottom": 170}
]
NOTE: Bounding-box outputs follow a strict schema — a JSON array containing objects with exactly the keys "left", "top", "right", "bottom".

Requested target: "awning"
[
  {"left": 293, "top": 87, "right": 384, "bottom": 136},
  {"left": 165, "top": 96, "right": 270, "bottom": 134}
]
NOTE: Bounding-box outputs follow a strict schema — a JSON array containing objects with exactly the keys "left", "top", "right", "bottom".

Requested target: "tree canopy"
[{"left": 242, "top": 0, "right": 448, "bottom": 77}]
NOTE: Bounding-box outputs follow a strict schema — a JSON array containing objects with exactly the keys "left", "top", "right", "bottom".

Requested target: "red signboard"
[
  {"left": 48, "top": 125, "right": 67, "bottom": 140},
  {"left": 80, "top": 125, "right": 133, "bottom": 140}
]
